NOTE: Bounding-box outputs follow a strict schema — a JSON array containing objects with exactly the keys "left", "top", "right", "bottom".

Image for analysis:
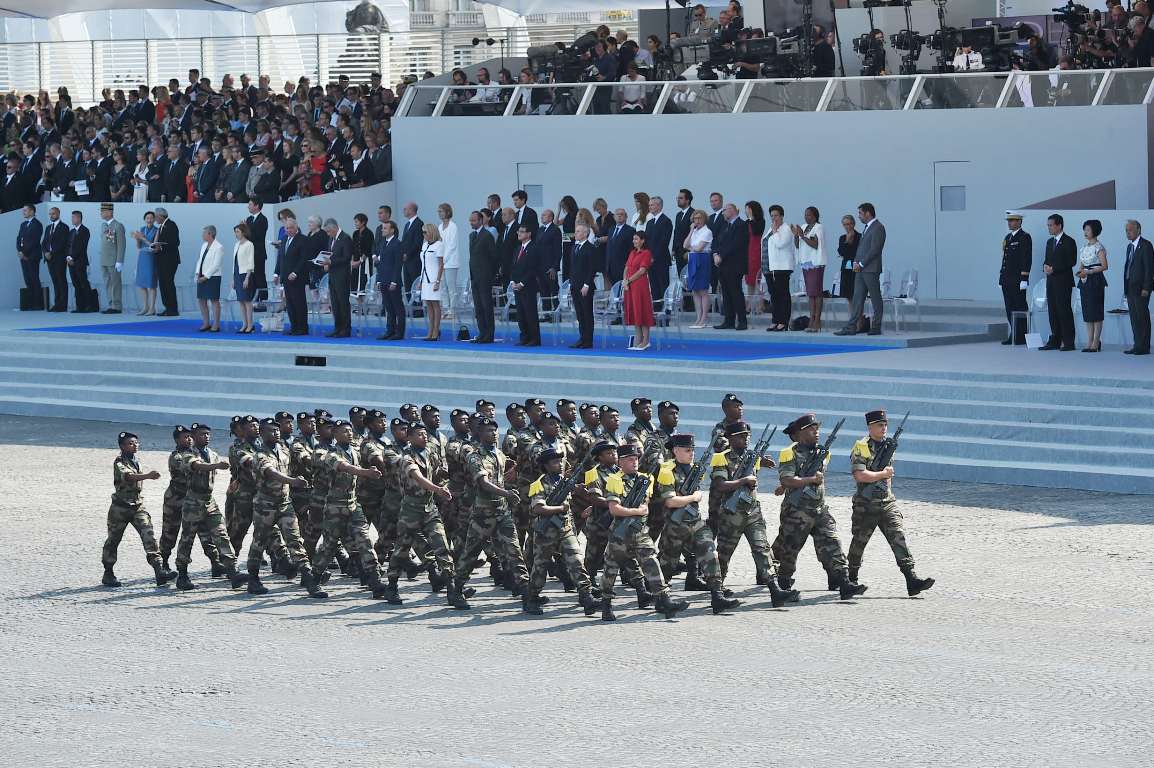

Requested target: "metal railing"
[
  {"left": 395, "top": 68, "right": 1154, "bottom": 117},
  {"left": 0, "top": 17, "right": 637, "bottom": 105}
]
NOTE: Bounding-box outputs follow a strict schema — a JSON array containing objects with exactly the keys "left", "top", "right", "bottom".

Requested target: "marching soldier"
[
  {"left": 848, "top": 410, "right": 935, "bottom": 597},
  {"left": 357, "top": 409, "right": 390, "bottom": 565},
  {"left": 555, "top": 398, "right": 581, "bottom": 444},
  {"left": 601, "top": 443, "right": 690, "bottom": 621},
  {"left": 398, "top": 403, "right": 420, "bottom": 424},
  {"left": 529, "top": 412, "right": 578, "bottom": 591},
  {"left": 475, "top": 399, "right": 497, "bottom": 421},
  {"left": 158, "top": 425, "right": 219, "bottom": 577},
  {"left": 713, "top": 393, "right": 745, "bottom": 438},
  {"left": 577, "top": 441, "right": 619, "bottom": 582},
  {"left": 524, "top": 448, "right": 599, "bottom": 616},
  {"left": 444, "top": 409, "right": 475, "bottom": 551},
  {"left": 774, "top": 413, "right": 867, "bottom": 600},
  {"left": 225, "top": 415, "right": 260, "bottom": 556},
  {"left": 709, "top": 423, "right": 798, "bottom": 607},
  {"left": 244, "top": 418, "right": 327, "bottom": 598},
  {"left": 380, "top": 417, "right": 423, "bottom": 577},
  {"left": 175, "top": 424, "right": 250, "bottom": 591},
  {"left": 574, "top": 402, "right": 603, "bottom": 465},
  {"left": 655, "top": 434, "right": 741, "bottom": 614},
  {"left": 101, "top": 431, "right": 171, "bottom": 588},
  {"left": 385, "top": 423, "right": 466, "bottom": 608},
  {"left": 523, "top": 397, "right": 547, "bottom": 435},
  {"left": 308, "top": 412, "right": 352, "bottom": 574},
  {"left": 625, "top": 397, "right": 655, "bottom": 448},
  {"left": 999, "top": 211, "right": 1032, "bottom": 346},
  {"left": 349, "top": 406, "right": 369, "bottom": 447},
  {"left": 640, "top": 399, "right": 679, "bottom": 541},
  {"left": 512, "top": 404, "right": 540, "bottom": 549},
  {"left": 598, "top": 405, "right": 626, "bottom": 448},
  {"left": 289, "top": 412, "right": 317, "bottom": 558}
]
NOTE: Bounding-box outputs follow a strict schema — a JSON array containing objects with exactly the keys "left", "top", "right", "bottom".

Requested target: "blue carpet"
[{"left": 23, "top": 318, "right": 897, "bottom": 361}]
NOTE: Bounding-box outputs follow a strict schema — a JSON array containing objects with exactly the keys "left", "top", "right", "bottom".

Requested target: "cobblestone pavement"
[{"left": 2, "top": 416, "right": 1152, "bottom": 768}]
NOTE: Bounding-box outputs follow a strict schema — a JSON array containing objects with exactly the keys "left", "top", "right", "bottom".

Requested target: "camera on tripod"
[
  {"left": 1052, "top": 1, "right": 1092, "bottom": 31},
  {"left": 526, "top": 31, "right": 599, "bottom": 83},
  {"left": 890, "top": 29, "right": 928, "bottom": 51},
  {"left": 853, "top": 33, "right": 887, "bottom": 75}
]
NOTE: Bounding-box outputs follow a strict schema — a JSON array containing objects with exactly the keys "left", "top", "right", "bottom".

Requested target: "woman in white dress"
[
  {"left": 131, "top": 148, "right": 150, "bottom": 204},
  {"left": 793, "top": 206, "right": 827, "bottom": 332},
  {"left": 437, "top": 202, "right": 459, "bottom": 319},
  {"left": 419, "top": 223, "right": 445, "bottom": 341}
]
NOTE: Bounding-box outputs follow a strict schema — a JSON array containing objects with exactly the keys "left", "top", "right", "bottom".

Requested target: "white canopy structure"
[
  {"left": 480, "top": 0, "right": 674, "bottom": 13},
  {"left": 0, "top": 0, "right": 384, "bottom": 17}
]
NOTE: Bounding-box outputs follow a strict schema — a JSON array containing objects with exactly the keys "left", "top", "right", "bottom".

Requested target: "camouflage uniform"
[
  {"left": 307, "top": 439, "right": 345, "bottom": 559},
  {"left": 387, "top": 445, "right": 455, "bottom": 582},
  {"left": 579, "top": 462, "right": 618, "bottom": 578},
  {"left": 288, "top": 434, "right": 315, "bottom": 557},
  {"left": 454, "top": 444, "right": 528, "bottom": 587},
  {"left": 655, "top": 460, "right": 725, "bottom": 588},
  {"left": 357, "top": 433, "right": 389, "bottom": 558},
  {"left": 526, "top": 472, "right": 592, "bottom": 596},
  {"left": 574, "top": 425, "right": 603, "bottom": 464},
  {"left": 444, "top": 431, "right": 475, "bottom": 549},
  {"left": 159, "top": 446, "right": 218, "bottom": 564},
  {"left": 639, "top": 426, "right": 672, "bottom": 540},
  {"left": 376, "top": 438, "right": 407, "bottom": 562},
  {"left": 311, "top": 442, "right": 379, "bottom": 576},
  {"left": 101, "top": 454, "right": 162, "bottom": 568},
  {"left": 226, "top": 437, "right": 259, "bottom": 554},
  {"left": 176, "top": 448, "right": 238, "bottom": 569},
  {"left": 847, "top": 436, "right": 914, "bottom": 573},
  {"left": 247, "top": 441, "right": 311, "bottom": 573},
  {"left": 625, "top": 419, "right": 655, "bottom": 451},
  {"left": 772, "top": 441, "right": 849, "bottom": 579},
  {"left": 709, "top": 448, "right": 779, "bottom": 582},
  {"left": 512, "top": 426, "right": 540, "bottom": 546},
  {"left": 600, "top": 471, "right": 666, "bottom": 598}
]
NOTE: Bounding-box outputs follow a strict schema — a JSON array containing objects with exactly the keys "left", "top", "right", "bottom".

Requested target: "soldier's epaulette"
[
  {"left": 853, "top": 437, "right": 872, "bottom": 459},
  {"left": 528, "top": 476, "right": 544, "bottom": 497},
  {"left": 710, "top": 450, "right": 729, "bottom": 468},
  {"left": 604, "top": 472, "right": 625, "bottom": 496},
  {"left": 656, "top": 460, "right": 676, "bottom": 486},
  {"left": 779, "top": 444, "right": 796, "bottom": 464},
  {"left": 583, "top": 467, "right": 600, "bottom": 485}
]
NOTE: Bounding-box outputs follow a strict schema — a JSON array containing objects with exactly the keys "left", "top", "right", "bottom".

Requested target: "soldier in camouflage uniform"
[
  {"left": 377, "top": 417, "right": 421, "bottom": 574},
  {"left": 453, "top": 418, "right": 530, "bottom": 603},
  {"left": 600, "top": 443, "right": 689, "bottom": 621},
  {"left": 421, "top": 404, "right": 453, "bottom": 548},
  {"left": 308, "top": 413, "right": 354, "bottom": 573},
  {"left": 311, "top": 420, "right": 389, "bottom": 598},
  {"left": 243, "top": 419, "right": 327, "bottom": 598},
  {"left": 708, "top": 423, "right": 799, "bottom": 607},
  {"left": 349, "top": 406, "right": 369, "bottom": 448},
  {"left": 523, "top": 397, "right": 547, "bottom": 435},
  {"left": 655, "top": 434, "right": 740, "bottom": 614},
  {"left": 523, "top": 448, "right": 598, "bottom": 616},
  {"left": 625, "top": 397, "right": 655, "bottom": 448},
  {"left": 513, "top": 400, "right": 546, "bottom": 549},
  {"left": 640, "top": 399, "right": 679, "bottom": 542},
  {"left": 357, "top": 409, "right": 390, "bottom": 563},
  {"left": 383, "top": 423, "right": 467, "bottom": 608},
  {"left": 225, "top": 415, "right": 261, "bottom": 555},
  {"left": 398, "top": 403, "right": 420, "bottom": 424},
  {"left": 443, "top": 409, "right": 475, "bottom": 552},
  {"left": 528, "top": 413, "right": 579, "bottom": 591},
  {"left": 475, "top": 399, "right": 497, "bottom": 421},
  {"left": 288, "top": 412, "right": 317, "bottom": 559},
  {"left": 708, "top": 393, "right": 746, "bottom": 534},
  {"left": 775, "top": 413, "right": 867, "bottom": 600},
  {"left": 101, "top": 431, "right": 171, "bottom": 588},
  {"left": 158, "top": 425, "right": 219, "bottom": 576},
  {"left": 555, "top": 399, "right": 581, "bottom": 445},
  {"left": 598, "top": 405, "right": 627, "bottom": 450},
  {"left": 573, "top": 402, "right": 603, "bottom": 465},
  {"left": 848, "top": 410, "right": 934, "bottom": 597},
  {"left": 576, "top": 441, "right": 619, "bottom": 581},
  {"left": 175, "top": 423, "right": 250, "bottom": 591}
]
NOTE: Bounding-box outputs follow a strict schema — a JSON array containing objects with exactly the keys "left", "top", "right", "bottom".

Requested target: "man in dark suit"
[
  {"left": 280, "top": 219, "right": 310, "bottom": 336},
  {"left": 89, "top": 145, "right": 112, "bottom": 202},
  {"left": 161, "top": 145, "right": 188, "bottom": 203},
  {"left": 535, "top": 209, "right": 563, "bottom": 308},
  {"left": 399, "top": 201, "right": 424, "bottom": 293},
  {"left": 706, "top": 192, "right": 725, "bottom": 295},
  {"left": 193, "top": 146, "right": 218, "bottom": 202},
  {"left": 496, "top": 207, "right": 519, "bottom": 287},
  {"left": 375, "top": 220, "right": 405, "bottom": 340},
  {"left": 42, "top": 206, "right": 71, "bottom": 311},
  {"left": 66, "top": 210, "right": 95, "bottom": 313},
  {"left": 245, "top": 199, "right": 269, "bottom": 305},
  {"left": 146, "top": 147, "right": 165, "bottom": 203},
  {"left": 836, "top": 202, "right": 887, "bottom": 336},
  {"left": 467, "top": 211, "right": 499, "bottom": 343},
  {"left": 999, "top": 211, "right": 1033, "bottom": 345},
  {"left": 323, "top": 219, "right": 354, "bottom": 337},
  {"left": 645, "top": 196, "right": 673, "bottom": 314},
  {"left": 712, "top": 204, "right": 749, "bottom": 330},
  {"left": 569, "top": 223, "right": 598, "bottom": 348},
  {"left": 1123, "top": 219, "right": 1153, "bottom": 355},
  {"left": 342, "top": 142, "right": 376, "bottom": 188},
  {"left": 1039, "top": 213, "right": 1077, "bottom": 351},
  {"left": 672, "top": 188, "right": 696, "bottom": 276},
  {"left": 2, "top": 157, "right": 26, "bottom": 212},
  {"left": 512, "top": 190, "right": 538, "bottom": 239},
  {"left": 153, "top": 208, "right": 181, "bottom": 315},
  {"left": 605, "top": 208, "right": 635, "bottom": 286},
  {"left": 486, "top": 194, "right": 505, "bottom": 241},
  {"left": 510, "top": 224, "right": 541, "bottom": 346},
  {"left": 17, "top": 204, "right": 44, "bottom": 309}
]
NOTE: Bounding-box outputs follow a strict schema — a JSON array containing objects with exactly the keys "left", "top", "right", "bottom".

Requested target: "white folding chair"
[
  {"left": 885, "top": 269, "right": 921, "bottom": 333},
  {"left": 1028, "top": 279, "right": 1048, "bottom": 335},
  {"left": 654, "top": 280, "right": 684, "bottom": 350},
  {"left": 593, "top": 280, "right": 625, "bottom": 348}
]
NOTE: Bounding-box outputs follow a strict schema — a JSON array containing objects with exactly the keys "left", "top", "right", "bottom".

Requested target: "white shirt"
[
  {"left": 952, "top": 51, "right": 984, "bottom": 71},
  {"left": 471, "top": 84, "right": 501, "bottom": 103},
  {"left": 797, "top": 222, "right": 826, "bottom": 268},
  {"left": 619, "top": 74, "right": 647, "bottom": 103},
  {"left": 438, "top": 219, "right": 460, "bottom": 269},
  {"left": 764, "top": 223, "right": 796, "bottom": 271},
  {"left": 685, "top": 224, "right": 713, "bottom": 253}
]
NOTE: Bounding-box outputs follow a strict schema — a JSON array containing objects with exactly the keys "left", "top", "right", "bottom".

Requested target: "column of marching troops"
[{"left": 100, "top": 394, "right": 935, "bottom": 620}]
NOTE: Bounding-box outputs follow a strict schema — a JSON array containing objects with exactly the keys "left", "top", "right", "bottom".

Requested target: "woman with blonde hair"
[
  {"left": 436, "top": 202, "right": 459, "bottom": 319},
  {"left": 419, "top": 223, "right": 445, "bottom": 340}
]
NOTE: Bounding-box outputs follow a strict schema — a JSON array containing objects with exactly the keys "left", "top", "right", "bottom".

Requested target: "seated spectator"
[{"left": 619, "top": 63, "right": 648, "bottom": 113}]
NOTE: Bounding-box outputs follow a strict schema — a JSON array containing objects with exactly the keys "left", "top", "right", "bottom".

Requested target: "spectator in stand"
[
  {"left": 794, "top": 206, "right": 827, "bottom": 333},
  {"left": 419, "top": 223, "right": 445, "bottom": 341},
  {"left": 194, "top": 224, "right": 224, "bottom": 332},
  {"left": 131, "top": 148, "right": 150, "bottom": 203},
  {"left": 684, "top": 209, "right": 714, "bottom": 328},
  {"left": 591, "top": 40, "right": 619, "bottom": 115},
  {"left": 130, "top": 210, "right": 158, "bottom": 316},
  {"left": 437, "top": 203, "right": 460, "bottom": 318},
  {"left": 744, "top": 201, "right": 766, "bottom": 315},
  {"left": 619, "top": 62, "right": 648, "bottom": 113},
  {"left": 764, "top": 204, "right": 796, "bottom": 332},
  {"left": 624, "top": 231, "right": 655, "bottom": 351},
  {"left": 351, "top": 212, "right": 374, "bottom": 292},
  {"left": 838, "top": 214, "right": 859, "bottom": 305},
  {"left": 689, "top": 4, "right": 718, "bottom": 37},
  {"left": 232, "top": 221, "right": 256, "bottom": 333}
]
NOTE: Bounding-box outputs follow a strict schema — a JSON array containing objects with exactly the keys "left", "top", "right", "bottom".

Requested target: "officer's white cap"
[{"left": 1005, "top": 210, "right": 1023, "bottom": 220}]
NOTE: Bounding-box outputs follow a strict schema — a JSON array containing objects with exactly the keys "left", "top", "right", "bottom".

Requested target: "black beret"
[
  {"left": 274, "top": 411, "right": 294, "bottom": 421},
  {"left": 400, "top": 403, "right": 418, "bottom": 412},
  {"left": 259, "top": 417, "right": 278, "bottom": 427},
  {"left": 349, "top": 406, "right": 366, "bottom": 416},
  {"left": 541, "top": 412, "right": 559, "bottom": 423},
  {"left": 536, "top": 447, "right": 563, "bottom": 465},
  {"left": 118, "top": 431, "right": 138, "bottom": 442},
  {"left": 470, "top": 411, "right": 485, "bottom": 421},
  {"left": 241, "top": 415, "right": 257, "bottom": 424},
  {"left": 172, "top": 425, "right": 190, "bottom": 437},
  {"left": 450, "top": 408, "right": 469, "bottom": 419},
  {"left": 296, "top": 411, "right": 312, "bottom": 421},
  {"left": 616, "top": 443, "right": 640, "bottom": 458},
  {"left": 866, "top": 410, "right": 887, "bottom": 424},
  {"left": 421, "top": 404, "right": 439, "bottom": 414},
  {"left": 579, "top": 402, "right": 597, "bottom": 413},
  {"left": 600, "top": 405, "right": 619, "bottom": 416},
  {"left": 390, "top": 417, "right": 407, "bottom": 428},
  {"left": 366, "top": 409, "right": 386, "bottom": 421},
  {"left": 406, "top": 421, "right": 426, "bottom": 433},
  {"left": 506, "top": 403, "right": 525, "bottom": 414},
  {"left": 316, "top": 417, "right": 332, "bottom": 427},
  {"left": 476, "top": 399, "right": 495, "bottom": 409},
  {"left": 524, "top": 397, "right": 545, "bottom": 408},
  {"left": 630, "top": 397, "right": 651, "bottom": 410},
  {"left": 332, "top": 419, "right": 352, "bottom": 429},
  {"left": 190, "top": 422, "right": 211, "bottom": 431},
  {"left": 724, "top": 422, "right": 751, "bottom": 437},
  {"left": 591, "top": 441, "right": 616, "bottom": 456},
  {"left": 230, "top": 415, "right": 243, "bottom": 425},
  {"left": 556, "top": 398, "right": 575, "bottom": 408},
  {"left": 722, "top": 393, "right": 743, "bottom": 406},
  {"left": 479, "top": 417, "right": 498, "bottom": 429},
  {"left": 314, "top": 408, "right": 332, "bottom": 419},
  {"left": 657, "top": 400, "right": 679, "bottom": 412},
  {"left": 668, "top": 433, "right": 695, "bottom": 449},
  {"left": 785, "top": 413, "right": 820, "bottom": 437}
]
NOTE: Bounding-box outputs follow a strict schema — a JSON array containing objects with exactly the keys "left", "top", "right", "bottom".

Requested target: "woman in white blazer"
[
  {"left": 232, "top": 221, "right": 256, "bottom": 334},
  {"left": 195, "top": 224, "right": 225, "bottom": 332},
  {"left": 764, "top": 204, "right": 796, "bottom": 332},
  {"left": 792, "top": 206, "right": 827, "bottom": 332},
  {"left": 419, "top": 223, "right": 445, "bottom": 340},
  {"left": 437, "top": 203, "right": 460, "bottom": 318}
]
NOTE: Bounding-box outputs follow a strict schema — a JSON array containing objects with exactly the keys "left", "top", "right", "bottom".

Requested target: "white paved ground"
[{"left": 3, "top": 415, "right": 1152, "bottom": 768}]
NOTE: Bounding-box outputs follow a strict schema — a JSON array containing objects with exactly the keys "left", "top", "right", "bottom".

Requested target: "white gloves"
[
  {"left": 115, "top": 263, "right": 123, "bottom": 273},
  {"left": 1018, "top": 281, "right": 1027, "bottom": 291}
]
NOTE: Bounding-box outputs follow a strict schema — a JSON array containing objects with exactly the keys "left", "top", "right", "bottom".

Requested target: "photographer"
[
  {"left": 1023, "top": 33, "right": 1056, "bottom": 70},
  {"left": 814, "top": 25, "right": 836, "bottom": 77},
  {"left": 733, "top": 28, "right": 765, "bottom": 79},
  {"left": 952, "top": 42, "right": 984, "bottom": 71},
  {"left": 1120, "top": 15, "right": 1154, "bottom": 67},
  {"left": 859, "top": 29, "right": 887, "bottom": 76},
  {"left": 590, "top": 40, "right": 619, "bottom": 115}
]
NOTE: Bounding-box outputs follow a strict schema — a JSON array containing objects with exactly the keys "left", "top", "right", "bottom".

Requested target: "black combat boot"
[
  {"left": 381, "top": 578, "right": 403, "bottom": 604},
  {"left": 554, "top": 554, "right": 576, "bottom": 592},
  {"left": 601, "top": 597, "right": 616, "bottom": 621},
  {"left": 777, "top": 574, "right": 794, "bottom": 592},
  {"left": 684, "top": 560, "right": 710, "bottom": 592},
  {"left": 767, "top": 578, "right": 800, "bottom": 607},
  {"left": 366, "top": 571, "right": 391, "bottom": 600},
  {"left": 428, "top": 565, "right": 447, "bottom": 593},
  {"left": 281, "top": 558, "right": 299, "bottom": 581},
  {"left": 521, "top": 593, "right": 544, "bottom": 615},
  {"left": 161, "top": 556, "right": 177, "bottom": 581},
  {"left": 827, "top": 571, "right": 839, "bottom": 591},
  {"left": 317, "top": 568, "right": 332, "bottom": 586},
  {"left": 152, "top": 560, "right": 172, "bottom": 587},
  {"left": 635, "top": 586, "right": 655, "bottom": 609},
  {"left": 175, "top": 567, "right": 196, "bottom": 590},
  {"left": 247, "top": 565, "right": 269, "bottom": 595},
  {"left": 489, "top": 559, "right": 506, "bottom": 587},
  {"left": 447, "top": 585, "right": 471, "bottom": 610},
  {"left": 336, "top": 550, "right": 351, "bottom": 575},
  {"left": 300, "top": 569, "right": 329, "bottom": 599},
  {"left": 837, "top": 571, "right": 868, "bottom": 600},
  {"left": 755, "top": 568, "right": 769, "bottom": 586},
  {"left": 710, "top": 589, "right": 741, "bottom": 614},
  {"left": 101, "top": 565, "right": 121, "bottom": 587},
  {"left": 903, "top": 568, "right": 935, "bottom": 597},
  {"left": 848, "top": 566, "right": 860, "bottom": 584},
  {"left": 404, "top": 555, "right": 424, "bottom": 581},
  {"left": 654, "top": 592, "right": 690, "bottom": 618},
  {"left": 225, "top": 565, "right": 250, "bottom": 589},
  {"left": 210, "top": 561, "right": 226, "bottom": 578},
  {"left": 590, "top": 584, "right": 603, "bottom": 600},
  {"left": 579, "top": 589, "right": 598, "bottom": 616}
]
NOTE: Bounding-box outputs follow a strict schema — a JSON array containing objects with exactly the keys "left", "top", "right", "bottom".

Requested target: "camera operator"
[
  {"left": 733, "top": 28, "right": 765, "bottom": 79},
  {"left": 590, "top": 39, "right": 619, "bottom": 115},
  {"left": 1078, "top": 13, "right": 1118, "bottom": 68},
  {"left": 952, "top": 42, "right": 985, "bottom": 71},
  {"left": 813, "top": 25, "right": 836, "bottom": 77},
  {"left": 1119, "top": 15, "right": 1154, "bottom": 67},
  {"left": 860, "top": 29, "right": 887, "bottom": 76},
  {"left": 1023, "top": 33, "right": 1057, "bottom": 70}
]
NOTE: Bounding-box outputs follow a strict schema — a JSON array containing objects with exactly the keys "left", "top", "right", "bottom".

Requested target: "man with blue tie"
[
  {"left": 193, "top": 147, "right": 218, "bottom": 202},
  {"left": 569, "top": 223, "right": 597, "bottom": 348},
  {"left": 279, "top": 219, "right": 309, "bottom": 336},
  {"left": 1123, "top": 219, "right": 1153, "bottom": 355},
  {"left": 536, "top": 209, "right": 562, "bottom": 310},
  {"left": 605, "top": 208, "right": 635, "bottom": 286},
  {"left": 375, "top": 220, "right": 406, "bottom": 340},
  {"left": 1039, "top": 213, "right": 1077, "bottom": 351},
  {"left": 17, "top": 204, "right": 44, "bottom": 310},
  {"left": 468, "top": 211, "right": 499, "bottom": 344}
]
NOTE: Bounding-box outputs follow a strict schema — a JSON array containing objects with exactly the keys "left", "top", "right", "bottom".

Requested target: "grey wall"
[{"left": 390, "top": 105, "right": 1149, "bottom": 302}]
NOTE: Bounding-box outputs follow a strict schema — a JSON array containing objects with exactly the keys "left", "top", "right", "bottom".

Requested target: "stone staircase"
[{"left": 0, "top": 330, "right": 1150, "bottom": 494}]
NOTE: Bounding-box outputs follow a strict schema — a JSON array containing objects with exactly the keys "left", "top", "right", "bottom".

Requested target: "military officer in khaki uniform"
[{"left": 101, "top": 431, "right": 170, "bottom": 588}]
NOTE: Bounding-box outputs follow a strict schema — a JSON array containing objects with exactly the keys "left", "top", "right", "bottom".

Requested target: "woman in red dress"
[{"left": 623, "top": 231, "right": 655, "bottom": 351}]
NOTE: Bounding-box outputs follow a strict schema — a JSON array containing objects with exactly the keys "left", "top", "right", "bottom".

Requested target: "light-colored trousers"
[
  {"left": 102, "top": 265, "right": 123, "bottom": 310},
  {"left": 442, "top": 267, "right": 459, "bottom": 314}
]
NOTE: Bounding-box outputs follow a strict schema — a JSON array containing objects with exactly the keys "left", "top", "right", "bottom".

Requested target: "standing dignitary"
[
  {"left": 375, "top": 220, "right": 406, "bottom": 340},
  {"left": 511, "top": 224, "right": 542, "bottom": 346},
  {"left": 153, "top": 208, "right": 181, "bottom": 316},
  {"left": 42, "top": 206, "right": 71, "bottom": 311},
  {"left": 67, "top": 210, "right": 96, "bottom": 313},
  {"left": 17, "top": 204, "right": 44, "bottom": 309},
  {"left": 999, "top": 211, "right": 1032, "bottom": 345},
  {"left": 245, "top": 199, "right": 270, "bottom": 305},
  {"left": 101, "top": 431, "right": 171, "bottom": 588},
  {"left": 1123, "top": 219, "right": 1153, "bottom": 355},
  {"left": 645, "top": 196, "right": 673, "bottom": 314},
  {"left": 712, "top": 203, "right": 748, "bottom": 330},
  {"left": 98, "top": 203, "right": 126, "bottom": 314},
  {"left": 836, "top": 203, "right": 886, "bottom": 336},
  {"left": 1039, "top": 213, "right": 1078, "bottom": 351},
  {"left": 279, "top": 219, "right": 310, "bottom": 336},
  {"left": 399, "top": 202, "right": 424, "bottom": 293},
  {"left": 323, "top": 218, "right": 354, "bottom": 338},
  {"left": 468, "top": 210, "right": 499, "bottom": 343},
  {"left": 569, "top": 222, "right": 597, "bottom": 348}
]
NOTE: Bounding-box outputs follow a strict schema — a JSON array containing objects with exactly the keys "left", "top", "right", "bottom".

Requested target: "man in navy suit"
[
  {"left": 322, "top": 219, "right": 354, "bottom": 337},
  {"left": 467, "top": 211, "right": 499, "bottom": 344},
  {"left": 511, "top": 190, "right": 538, "bottom": 239},
  {"left": 42, "top": 206, "right": 71, "bottom": 311},
  {"left": 568, "top": 223, "right": 598, "bottom": 348},
  {"left": 66, "top": 210, "right": 95, "bottom": 313},
  {"left": 399, "top": 201, "right": 424, "bottom": 294},
  {"left": 605, "top": 208, "right": 635, "bottom": 286},
  {"left": 375, "top": 220, "right": 406, "bottom": 340},
  {"left": 712, "top": 203, "right": 749, "bottom": 330},
  {"left": 510, "top": 224, "right": 541, "bottom": 346},
  {"left": 279, "top": 218, "right": 310, "bottom": 335},
  {"left": 645, "top": 196, "right": 673, "bottom": 314},
  {"left": 535, "top": 209, "right": 563, "bottom": 310},
  {"left": 17, "top": 204, "right": 44, "bottom": 309}
]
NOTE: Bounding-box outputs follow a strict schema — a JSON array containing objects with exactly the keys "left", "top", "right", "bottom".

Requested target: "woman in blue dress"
[{"left": 131, "top": 210, "right": 158, "bottom": 316}]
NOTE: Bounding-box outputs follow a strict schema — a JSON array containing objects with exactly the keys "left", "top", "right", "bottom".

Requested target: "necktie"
[
  {"left": 1126, "top": 242, "right": 1135, "bottom": 279},
  {"left": 518, "top": 245, "right": 526, "bottom": 261}
]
